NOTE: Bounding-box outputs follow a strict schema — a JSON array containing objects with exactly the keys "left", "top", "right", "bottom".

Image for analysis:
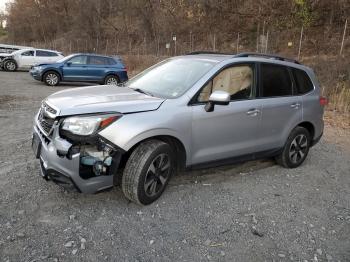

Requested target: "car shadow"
[{"left": 170, "top": 158, "right": 275, "bottom": 186}]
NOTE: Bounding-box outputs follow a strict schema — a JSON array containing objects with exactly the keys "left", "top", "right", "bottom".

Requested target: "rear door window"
[
  {"left": 88, "top": 56, "right": 108, "bottom": 65},
  {"left": 36, "top": 50, "right": 51, "bottom": 57},
  {"left": 292, "top": 68, "right": 314, "bottom": 94},
  {"left": 260, "top": 63, "right": 293, "bottom": 97}
]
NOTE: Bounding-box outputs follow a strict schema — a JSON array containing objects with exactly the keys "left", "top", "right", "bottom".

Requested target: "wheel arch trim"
[{"left": 117, "top": 129, "right": 190, "bottom": 168}]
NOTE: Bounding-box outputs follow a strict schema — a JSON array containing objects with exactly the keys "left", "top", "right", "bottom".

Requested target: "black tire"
[
  {"left": 276, "top": 126, "right": 311, "bottom": 168},
  {"left": 4, "top": 59, "right": 18, "bottom": 71},
  {"left": 122, "top": 140, "right": 175, "bottom": 205},
  {"left": 104, "top": 75, "right": 119, "bottom": 85},
  {"left": 43, "top": 71, "right": 60, "bottom": 86}
]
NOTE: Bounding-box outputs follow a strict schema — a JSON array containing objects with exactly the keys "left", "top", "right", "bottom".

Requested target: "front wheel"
[
  {"left": 43, "top": 71, "right": 60, "bottom": 86},
  {"left": 4, "top": 60, "right": 18, "bottom": 71},
  {"left": 276, "top": 126, "right": 311, "bottom": 168},
  {"left": 122, "top": 140, "right": 175, "bottom": 205}
]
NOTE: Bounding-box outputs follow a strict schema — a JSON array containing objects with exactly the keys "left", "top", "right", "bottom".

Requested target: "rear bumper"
[{"left": 33, "top": 124, "right": 118, "bottom": 193}]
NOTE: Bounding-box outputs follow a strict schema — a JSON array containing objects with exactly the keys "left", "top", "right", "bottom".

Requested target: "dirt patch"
[{"left": 0, "top": 95, "right": 27, "bottom": 108}]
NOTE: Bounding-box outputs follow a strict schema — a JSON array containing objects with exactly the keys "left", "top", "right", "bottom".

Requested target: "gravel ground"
[{"left": 0, "top": 71, "right": 349, "bottom": 262}]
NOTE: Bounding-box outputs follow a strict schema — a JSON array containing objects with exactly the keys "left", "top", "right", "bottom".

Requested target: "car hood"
[
  {"left": 45, "top": 85, "right": 165, "bottom": 116},
  {"left": 0, "top": 53, "right": 11, "bottom": 58},
  {"left": 35, "top": 62, "right": 61, "bottom": 67}
]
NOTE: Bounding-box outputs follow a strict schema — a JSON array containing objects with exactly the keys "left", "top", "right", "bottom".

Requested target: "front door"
[
  {"left": 18, "top": 50, "right": 35, "bottom": 68},
  {"left": 62, "top": 55, "right": 89, "bottom": 81},
  {"left": 191, "top": 63, "right": 261, "bottom": 165},
  {"left": 35, "top": 50, "right": 57, "bottom": 65}
]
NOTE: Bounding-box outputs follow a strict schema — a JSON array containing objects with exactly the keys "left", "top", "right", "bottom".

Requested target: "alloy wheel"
[
  {"left": 46, "top": 73, "right": 58, "bottom": 86},
  {"left": 289, "top": 134, "right": 308, "bottom": 164},
  {"left": 106, "top": 77, "right": 118, "bottom": 85},
  {"left": 144, "top": 153, "right": 171, "bottom": 197},
  {"left": 6, "top": 61, "right": 16, "bottom": 71}
]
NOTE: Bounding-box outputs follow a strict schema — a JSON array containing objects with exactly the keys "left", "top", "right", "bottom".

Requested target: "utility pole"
[
  {"left": 236, "top": 33, "right": 240, "bottom": 54},
  {"left": 256, "top": 22, "right": 260, "bottom": 52},
  {"left": 156, "top": 37, "right": 160, "bottom": 57},
  {"left": 298, "top": 26, "right": 304, "bottom": 60},
  {"left": 172, "top": 35, "right": 177, "bottom": 55},
  {"left": 340, "top": 19, "right": 348, "bottom": 55},
  {"left": 213, "top": 34, "right": 216, "bottom": 51},
  {"left": 265, "top": 31, "right": 269, "bottom": 53},
  {"left": 189, "top": 31, "right": 192, "bottom": 52}
]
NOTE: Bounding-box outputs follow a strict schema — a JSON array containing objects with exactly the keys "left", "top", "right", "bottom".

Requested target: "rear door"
[
  {"left": 62, "top": 55, "right": 89, "bottom": 81},
  {"left": 256, "top": 63, "right": 302, "bottom": 152},
  {"left": 191, "top": 63, "right": 262, "bottom": 164},
  {"left": 36, "top": 50, "right": 60, "bottom": 64},
  {"left": 86, "top": 56, "right": 110, "bottom": 81}
]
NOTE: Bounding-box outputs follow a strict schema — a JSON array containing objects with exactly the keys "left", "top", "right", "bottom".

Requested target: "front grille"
[{"left": 38, "top": 108, "right": 56, "bottom": 135}]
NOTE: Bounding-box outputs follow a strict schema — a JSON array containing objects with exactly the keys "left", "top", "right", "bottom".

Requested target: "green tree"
[{"left": 294, "top": 0, "right": 315, "bottom": 28}]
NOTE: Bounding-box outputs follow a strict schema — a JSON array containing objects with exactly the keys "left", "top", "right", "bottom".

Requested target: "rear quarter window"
[
  {"left": 292, "top": 68, "right": 314, "bottom": 94},
  {"left": 108, "top": 58, "right": 117, "bottom": 65}
]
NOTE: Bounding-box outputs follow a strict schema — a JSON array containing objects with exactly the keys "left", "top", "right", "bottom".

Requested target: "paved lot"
[{"left": 0, "top": 71, "right": 349, "bottom": 262}]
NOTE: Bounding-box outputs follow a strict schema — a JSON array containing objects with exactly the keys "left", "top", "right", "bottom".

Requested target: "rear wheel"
[
  {"left": 43, "top": 71, "right": 60, "bottom": 86},
  {"left": 4, "top": 60, "right": 17, "bottom": 71},
  {"left": 276, "top": 126, "right": 311, "bottom": 168},
  {"left": 104, "top": 75, "right": 119, "bottom": 85},
  {"left": 122, "top": 140, "right": 175, "bottom": 205}
]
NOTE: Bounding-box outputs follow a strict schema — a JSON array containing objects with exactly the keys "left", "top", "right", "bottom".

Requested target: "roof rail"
[
  {"left": 186, "top": 51, "right": 233, "bottom": 55},
  {"left": 186, "top": 51, "right": 301, "bottom": 64},
  {"left": 234, "top": 52, "right": 300, "bottom": 64}
]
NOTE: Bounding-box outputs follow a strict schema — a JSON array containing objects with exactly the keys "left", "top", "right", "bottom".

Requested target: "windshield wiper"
[{"left": 133, "top": 88, "right": 154, "bottom": 97}]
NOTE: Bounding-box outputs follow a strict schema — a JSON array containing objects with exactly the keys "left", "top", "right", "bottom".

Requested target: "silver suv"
[{"left": 32, "top": 52, "right": 325, "bottom": 205}]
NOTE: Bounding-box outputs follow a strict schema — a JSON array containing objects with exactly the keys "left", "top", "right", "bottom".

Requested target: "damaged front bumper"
[{"left": 32, "top": 118, "right": 123, "bottom": 194}]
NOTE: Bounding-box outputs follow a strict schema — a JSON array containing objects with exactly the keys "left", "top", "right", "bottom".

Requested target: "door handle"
[
  {"left": 290, "top": 103, "right": 301, "bottom": 109},
  {"left": 246, "top": 108, "right": 260, "bottom": 116}
]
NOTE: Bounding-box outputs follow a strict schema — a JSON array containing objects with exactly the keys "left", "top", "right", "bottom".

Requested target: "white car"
[
  {"left": 0, "top": 43, "right": 33, "bottom": 54},
  {"left": 0, "top": 48, "right": 64, "bottom": 71}
]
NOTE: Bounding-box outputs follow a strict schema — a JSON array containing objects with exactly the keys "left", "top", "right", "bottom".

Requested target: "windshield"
[
  {"left": 57, "top": 54, "right": 75, "bottom": 63},
  {"left": 125, "top": 58, "right": 217, "bottom": 98}
]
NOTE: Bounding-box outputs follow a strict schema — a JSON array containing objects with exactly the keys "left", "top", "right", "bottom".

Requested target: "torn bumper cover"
[{"left": 32, "top": 122, "right": 123, "bottom": 194}]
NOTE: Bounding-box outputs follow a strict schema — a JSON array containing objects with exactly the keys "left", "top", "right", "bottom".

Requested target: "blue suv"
[{"left": 30, "top": 53, "right": 128, "bottom": 86}]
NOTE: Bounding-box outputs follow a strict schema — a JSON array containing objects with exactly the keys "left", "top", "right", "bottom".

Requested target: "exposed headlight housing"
[{"left": 61, "top": 113, "right": 122, "bottom": 137}]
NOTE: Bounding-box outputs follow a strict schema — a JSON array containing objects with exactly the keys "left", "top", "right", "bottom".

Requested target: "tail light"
[{"left": 319, "top": 96, "right": 328, "bottom": 106}]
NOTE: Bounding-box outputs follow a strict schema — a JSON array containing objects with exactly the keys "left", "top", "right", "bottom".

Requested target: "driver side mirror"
[
  {"left": 204, "top": 90, "right": 230, "bottom": 112},
  {"left": 66, "top": 62, "right": 72, "bottom": 67}
]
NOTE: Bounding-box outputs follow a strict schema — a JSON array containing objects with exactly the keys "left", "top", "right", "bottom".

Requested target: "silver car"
[{"left": 32, "top": 52, "right": 326, "bottom": 205}]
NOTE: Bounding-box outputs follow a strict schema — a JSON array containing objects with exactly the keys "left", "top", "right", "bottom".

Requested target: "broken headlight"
[{"left": 61, "top": 113, "right": 121, "bottom": 137}]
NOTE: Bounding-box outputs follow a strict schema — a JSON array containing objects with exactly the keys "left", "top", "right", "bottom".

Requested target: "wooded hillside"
[{"left": 2, "top": 0, "right": 350, "bottom": 57}]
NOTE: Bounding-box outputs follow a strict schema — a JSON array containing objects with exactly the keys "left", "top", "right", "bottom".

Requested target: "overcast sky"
[{"left": 0, "top": 0, "right": 10, "bottom": 12}]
